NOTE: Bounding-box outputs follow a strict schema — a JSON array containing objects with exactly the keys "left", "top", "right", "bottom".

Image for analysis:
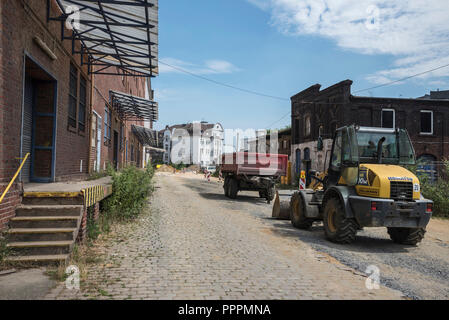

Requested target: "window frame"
[
  {"left": 381, "top": 108, "right": 395, "bottom": 129},
  {"left": 420, "top": 110, "right": 433, "bottom": 135},
  {"left": 78, "top": 76, "right": 87, "bottom": 132},
  {"left": 68, "top": 63, "right": 78, "bottom": 128},
  {"left": 104, "top": 106, "right": 112, "bottom": 145}
]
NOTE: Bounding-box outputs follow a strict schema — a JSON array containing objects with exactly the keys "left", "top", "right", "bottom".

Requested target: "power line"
[
  {"left": 157, "top": 59, "right": 289, "bottom": 102},
  {"left": 266, "top": 111, "right": 290, "bottom": 129},
  {"left": 354, "top": 63, "right": 449, "bottom": 94},
  {"left": 157, "top": 59, "right": 449, "bottom": 128}
]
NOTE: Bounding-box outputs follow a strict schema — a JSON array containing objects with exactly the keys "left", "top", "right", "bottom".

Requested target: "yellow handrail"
[{"left": 0, "top": 153, "right": 30, "bottom": 204}]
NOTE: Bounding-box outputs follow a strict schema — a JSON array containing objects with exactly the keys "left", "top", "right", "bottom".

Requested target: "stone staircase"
[{"left": 6, "top": 194, "right": 84, "bottom": 264}]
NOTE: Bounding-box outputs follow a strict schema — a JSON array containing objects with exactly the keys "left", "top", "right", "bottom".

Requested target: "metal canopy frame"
[
  {"left": 48, "top": 0, "right": 158, "bottom": 77},
  {"left": 131, "top": 124, "right": 157, "bottom": 146},
  {"left": 110, "top": 90, "right": 158, "bottom": 121}
]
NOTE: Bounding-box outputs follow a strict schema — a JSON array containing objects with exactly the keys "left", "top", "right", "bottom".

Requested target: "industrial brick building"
[
  {"left": 0, "top": 0, "right": 159, "bottom": 230},
  {"left": 291, "top": 80, "right": 449, "bottom": 183}
]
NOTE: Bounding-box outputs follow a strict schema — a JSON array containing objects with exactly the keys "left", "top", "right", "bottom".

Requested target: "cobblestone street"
[{"left": 46, "top": 172, "right": 403, "bottom": 300}]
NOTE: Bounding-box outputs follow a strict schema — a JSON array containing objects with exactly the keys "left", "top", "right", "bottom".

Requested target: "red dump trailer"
[{"left": 221, "top": 152, "right": 288, "bottom": 203}]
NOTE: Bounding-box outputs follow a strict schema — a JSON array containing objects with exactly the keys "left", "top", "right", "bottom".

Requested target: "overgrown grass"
[
  {"left": 0, "top": 232, "right": 10, "bottom": 266},
  {"left": 102, "top": 165, "right": 154, "bottom": 221},
  {"left": 410, "top": 159, "right": 449, "bottom": 218},
  {"left": 46, "top": 243, "right": 102, "bottom": 284}
]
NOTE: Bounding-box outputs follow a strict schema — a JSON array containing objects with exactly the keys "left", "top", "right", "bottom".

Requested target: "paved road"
[{"left": 47, "top": 172, "right": 424, "bottom": 300}]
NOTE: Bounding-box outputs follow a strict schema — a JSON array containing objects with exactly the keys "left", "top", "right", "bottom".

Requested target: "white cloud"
[
  {"left": 159, "top": 58, "right": 240, "bottom": 75},
  {"left": 249, "top": 0, "right": 449, "bottom": 86}
]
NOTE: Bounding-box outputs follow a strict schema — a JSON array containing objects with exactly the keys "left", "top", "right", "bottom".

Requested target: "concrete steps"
[
  {"left": 6, "top": 200, "right": 83, "bottom": 264},
  {"left": 21, "top": 195, "right": 83, "bottom": 206},
  {"left": 7, "top": 241, "right": 73, "bottom": 256},
  {"left": 6, "top": 254, "right": 69, "bottom": 263},
  {"left": 15, "top": 205, "right": 84, "bottom": 217},
  {"left": 8, "top": 228, "right": 77, "bottom": 242},
  {"left": 10, "top": 216, "right": 80, "bottom": 228}
]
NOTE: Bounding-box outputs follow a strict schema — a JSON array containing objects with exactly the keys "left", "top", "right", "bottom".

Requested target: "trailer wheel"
[
  {"left": 228, "top": 178, "right": 239, "bottom": 199},
  {"left": 266, "top": 187, "right": 275, "bottom": 204},
  {"left": 290, "top": 192, "right": 313, "bottom": 229},
  {"left": 387, "top": 227, "right": 426, "bottom": 245},
  {"left": 323, "top": 197, "right": 357, "bottom": 244},
  {"left": 224, "top": 177, "right": 230, "bottom": 197}
]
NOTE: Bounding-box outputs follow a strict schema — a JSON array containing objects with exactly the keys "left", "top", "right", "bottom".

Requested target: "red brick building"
[
  {"left": 0, "top": 0, "right": 159, "bottom": 230},
  {"left": 290, "top": 80, "right": 449, "bottom": 181}
]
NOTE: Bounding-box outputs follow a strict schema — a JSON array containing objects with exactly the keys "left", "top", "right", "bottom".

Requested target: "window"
[
  {"left": 104, "top": 106, "right": 111, "bottom": 144},
  {"left": 78, "top": 76, "right": 86, "bottom": 131},
  {"left": 131, "top": 144, "right": 134, "bottom": 162},
  {"left": 381, "top": 108, "right": 395, "bottom": 129},
  {"left": 125, "top": 139, "right": 128, "bottom": 162},
  {"left": 420, "top": 110, "right": 433, "bottom": 134},
  {"left": 119, "top": 123, "right": 124, "bottom": 150},
  {"left": 304, "top": 115, "right": 311, "bottom": 136},
  {"left": 68, "top": 63, "right": 78, "bottom": 128},
  {"left": 294, "top": 119, "right": 300, "bottom": 143}
]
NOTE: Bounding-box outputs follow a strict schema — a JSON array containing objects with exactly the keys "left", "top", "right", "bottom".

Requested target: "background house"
[
  {"left": 247, "top": 128, "right": 291, "bottom": 158},
  {"left": 162, "top": 122, "right": 224, "bottom": 167},
  {"left": 290, "top": 80, "right": 449, "bottom": 183}
]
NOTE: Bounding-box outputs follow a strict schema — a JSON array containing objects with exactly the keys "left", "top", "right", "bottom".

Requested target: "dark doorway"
[
  {"left": 113, "top": 130, "right": 119, "bottom": 170},
  {"left": 22, "top": 57, "right": 57, "bottom": 182}
]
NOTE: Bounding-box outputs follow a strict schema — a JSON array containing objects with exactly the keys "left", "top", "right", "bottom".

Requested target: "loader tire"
[
  {"left": 323, "top": 197, "right": 357, "bottom": 244},
  {"left": 387, "top": 227, "right": 426, "bottom": 245},
  {"left": 228, "top": 178, "right": 239, "bottom": 199},
  {"left": 290, "top": 192, "right": 313, "bottom": 230}
]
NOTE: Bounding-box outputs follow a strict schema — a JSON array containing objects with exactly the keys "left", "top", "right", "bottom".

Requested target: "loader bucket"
[{"left": 272, "top": 190, "right": 296, "bottom": 220}]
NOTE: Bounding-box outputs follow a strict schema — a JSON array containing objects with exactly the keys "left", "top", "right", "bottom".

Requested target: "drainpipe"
[{"left": 87, "top": 68, "right": 94, "bottom": 174}]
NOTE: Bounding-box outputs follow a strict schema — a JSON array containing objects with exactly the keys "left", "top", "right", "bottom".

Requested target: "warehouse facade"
[{"left": 0, "top": 0, "right": 159, "bottom": 230}]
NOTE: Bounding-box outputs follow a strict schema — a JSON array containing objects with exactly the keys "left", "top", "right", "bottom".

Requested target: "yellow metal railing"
[{"left": 0, "top": 153, "right": 30, "bottom": 204}]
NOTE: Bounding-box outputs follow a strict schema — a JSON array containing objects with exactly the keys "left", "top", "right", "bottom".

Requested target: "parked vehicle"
[
  {"left": 221, "top": 152, "right": 288, "bottom": 203},
  {"left": 286, "top": 125, "right": 433, "bottom": 245}
]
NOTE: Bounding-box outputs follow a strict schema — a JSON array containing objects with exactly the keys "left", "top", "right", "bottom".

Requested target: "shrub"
[
  {"left": 103, "top": 165, "right": 154, "bottom": 220},
  {"left": 411, "top": 160, "right": 449, "bottom": 218}
]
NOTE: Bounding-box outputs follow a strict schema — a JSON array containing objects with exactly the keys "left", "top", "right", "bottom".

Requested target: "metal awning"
[
  {"left": 111, "top": 90, "right": 158, "bottom": 121},
  {"left": 131, "top": 125, "right": 158, "bottom": 146},
  {"left": 49, "top": 0, "right": 158, "bottom": 77}
]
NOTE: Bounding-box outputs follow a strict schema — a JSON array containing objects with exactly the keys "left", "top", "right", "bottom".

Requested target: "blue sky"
[{"left": 152, "top": 0, "right": 449, "bottom": 131}]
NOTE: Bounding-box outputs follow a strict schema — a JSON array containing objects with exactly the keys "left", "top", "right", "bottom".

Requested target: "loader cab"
[
  {"left": 325, "top": 125, "right": 416, "bottom": 189},
  {"left": 326, "top": 126, "right": 359, "bottom": 189}
]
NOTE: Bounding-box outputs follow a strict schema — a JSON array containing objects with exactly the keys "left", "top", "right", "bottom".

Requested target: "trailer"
[{"left": 221, "top": 152, "right": 288, "bottom": 203}]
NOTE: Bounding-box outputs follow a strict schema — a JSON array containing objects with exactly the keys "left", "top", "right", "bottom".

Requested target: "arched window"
[{"left": 304, "top": 147, "right": 310, "bottom": 161}]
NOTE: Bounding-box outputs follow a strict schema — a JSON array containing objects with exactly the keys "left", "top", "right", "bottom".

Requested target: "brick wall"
[
  {"left": 0, "top": 0, "right": 92, "bottom": 229},
  {"left": 91, "top": 70, "right": 149, "bottom": 172},
  {"left": 0, "top": 183, "right": 22, "bottom": 230},
  {"left": 291, "top": 80, "right": 449, "bottom": 163}
]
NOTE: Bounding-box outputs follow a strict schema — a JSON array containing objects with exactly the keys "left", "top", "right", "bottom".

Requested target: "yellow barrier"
[{"left": 0, "top": 153, "right": 30, "bottom": 204}]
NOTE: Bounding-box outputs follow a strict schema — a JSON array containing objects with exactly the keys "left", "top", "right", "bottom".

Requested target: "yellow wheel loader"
[{"left": 289, "top": 125, "right": 433, "bottom": 245}]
